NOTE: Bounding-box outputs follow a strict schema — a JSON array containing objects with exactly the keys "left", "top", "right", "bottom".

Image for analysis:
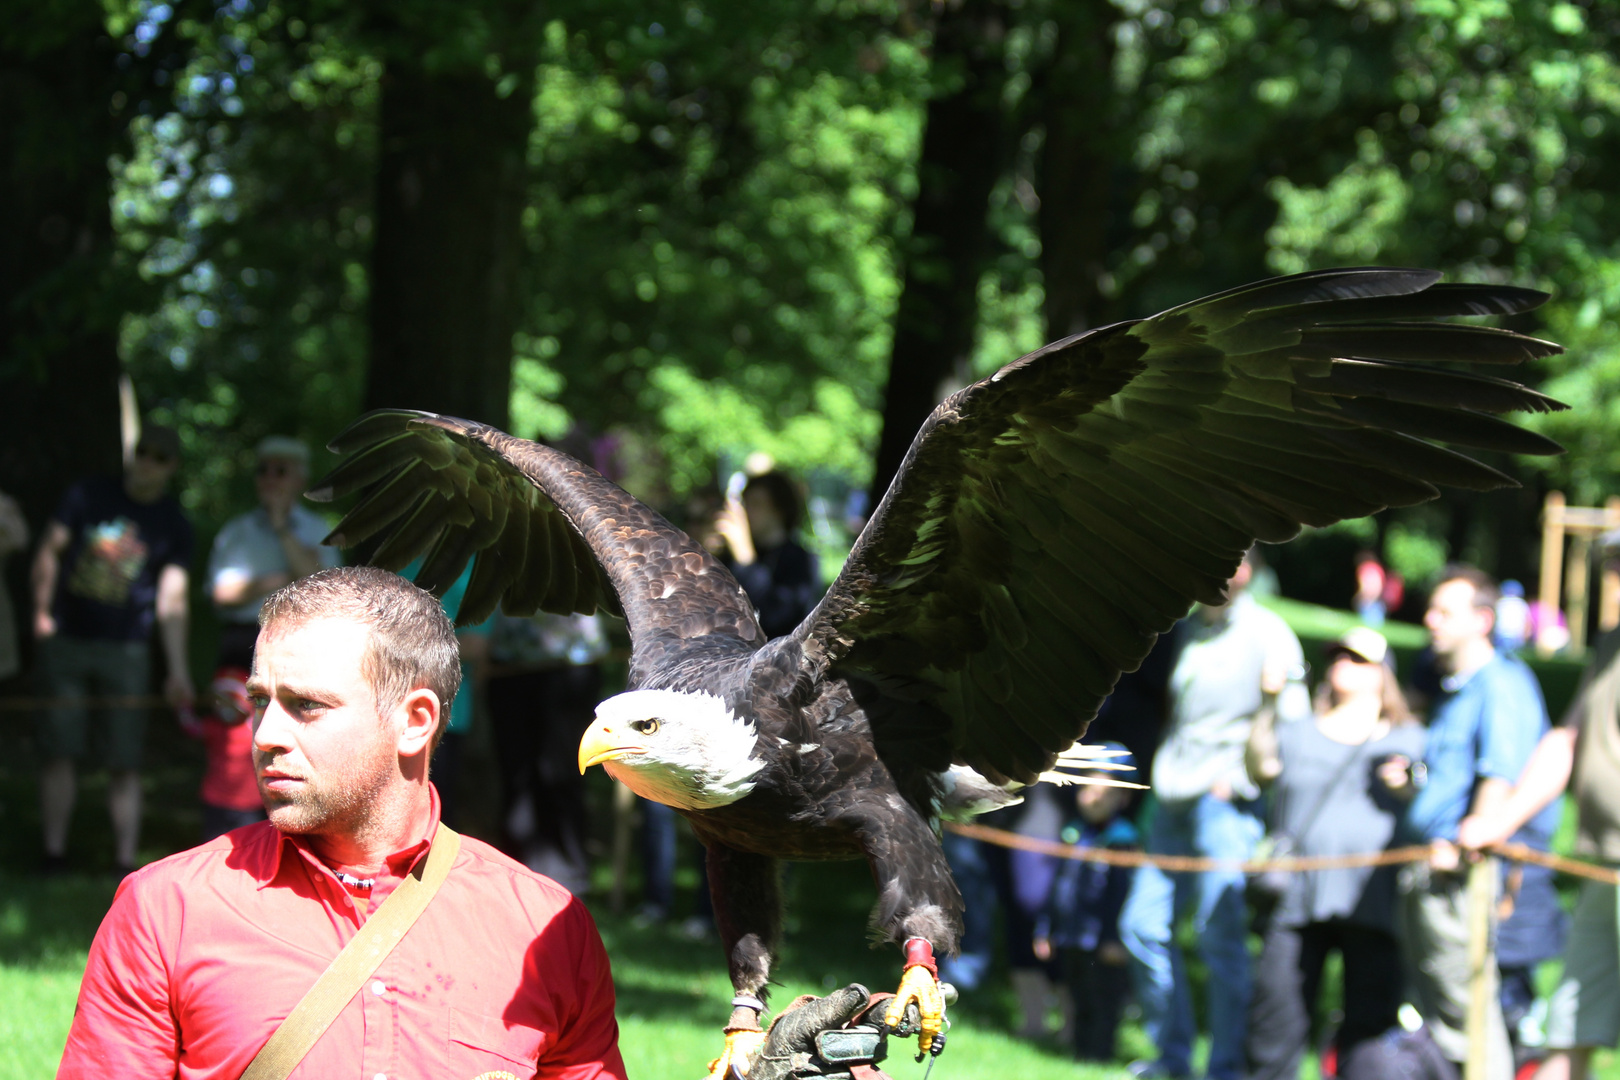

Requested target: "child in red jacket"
[{"left": 180, "top": 668, "right": 265, "bottom": 841}]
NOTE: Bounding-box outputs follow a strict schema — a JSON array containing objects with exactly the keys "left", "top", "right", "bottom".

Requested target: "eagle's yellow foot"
[
  {"left": 705, "top": 1023, "right": 766, "bottom": 1078},
  {"left": 883, "top": 938, "right": 948, "bottom": 1060}
]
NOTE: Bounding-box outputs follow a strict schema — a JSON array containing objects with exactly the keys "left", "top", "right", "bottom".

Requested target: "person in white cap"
[
  {"left": 1244, "top": 626, "right": 1424, "bottom": 1080},
  {"left": 208, "top": 436, "right": 340, "bottom": 669}
]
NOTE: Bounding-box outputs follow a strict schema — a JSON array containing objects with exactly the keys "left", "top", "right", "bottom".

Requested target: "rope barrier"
[{"left": 944, "top": 821, "right": 1620, "bottom": 886}]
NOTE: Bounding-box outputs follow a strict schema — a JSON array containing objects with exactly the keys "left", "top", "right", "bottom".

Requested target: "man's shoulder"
[
  {"left": 1479, "top": 652, "right": 1545, "bottom": 701},
  {"left": 213, "top": 508, "right": 267, "bottom": 544},
  {"left": 118, "top": 823, "right": 280, "bottom": 903},
  {"left": 288, "top": 503, "right": 330, "bottom": 531},
  {"left": 449, "top": 833, "right": 584, "bottom": 918},
  {"left": 1234, "top": 595, "right": 1298, "bottom": 637},
  {"left": 55, "top": 475, "right": 117, "bottom": 521}
]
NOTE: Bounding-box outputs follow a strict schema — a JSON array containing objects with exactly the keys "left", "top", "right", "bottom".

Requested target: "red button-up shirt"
[{"left": 59, "top": 794, "right": 626, "bottom": 1080}]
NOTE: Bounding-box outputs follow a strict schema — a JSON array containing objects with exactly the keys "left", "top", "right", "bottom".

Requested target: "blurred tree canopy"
[{"left": 6, "top": 0, "right": 1620, "bottom": 606}]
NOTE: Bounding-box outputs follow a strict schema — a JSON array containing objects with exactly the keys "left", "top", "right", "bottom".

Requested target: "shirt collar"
[
  {"left": 260, "top": 783, "right": 442, "bottom": 891},
  {"left": 1439, "top": 648, "right": 1498, "bottom": 695},
  {"left": 1192, "top": 590, "right": 1254, "bottom": 635}
]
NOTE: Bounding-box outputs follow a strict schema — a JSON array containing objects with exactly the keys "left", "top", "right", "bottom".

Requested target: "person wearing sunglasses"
[
  {"left": 31, "top": 420, "right": 195, "bottom": 876},
  {"left": 208, "top": 436, "right": 340, "bottom": 671},
  {"left": 1244, "top": 627, "right": 1424, "bottom": 1080}
]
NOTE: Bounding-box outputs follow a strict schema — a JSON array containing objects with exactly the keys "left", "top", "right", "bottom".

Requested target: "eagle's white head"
[{"left": 577, "top": 689, "right": 765, "bottom": 811}]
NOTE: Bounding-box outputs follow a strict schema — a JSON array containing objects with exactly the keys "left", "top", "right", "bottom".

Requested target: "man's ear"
[{"left": 396, "top": 686, "right": 441, "bottom": 759}]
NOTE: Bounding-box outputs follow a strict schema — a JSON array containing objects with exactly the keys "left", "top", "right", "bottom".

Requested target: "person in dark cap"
[
  {"left": 31, "top": 420, "right": 194, "bottom": 874},
  {"left": 1027, "top": 743, "right": 1142, "bottom": 1061}
]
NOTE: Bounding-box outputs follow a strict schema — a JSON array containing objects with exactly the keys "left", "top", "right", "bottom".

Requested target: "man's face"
[
  {"left": 1425, "top": 579, "right": 1492, "bottom": 661},
  {"left": 125, "top": 441, "right": 179, "bottom": 495},
  {"left": 247, "top": 618, "right": 399, "bottom": 839},
  {"left": 255, "top": 455, "right": 306, "bottom": 509},
  {"left": 1077, "top": 781, "right": 1128, "bottom": 824}
]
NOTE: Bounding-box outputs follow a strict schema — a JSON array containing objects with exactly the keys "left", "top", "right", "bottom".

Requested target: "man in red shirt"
[{"left": 59, "top": 565, "right": 627, "bottom": 1080}]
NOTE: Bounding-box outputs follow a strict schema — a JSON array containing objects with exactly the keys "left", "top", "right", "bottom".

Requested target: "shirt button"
[
  {"left": 374, "top": 1073, "right": 387, "bottom": 1080},
  {"left": 370, "top": 980, "right": 387, "bottom": 996}
]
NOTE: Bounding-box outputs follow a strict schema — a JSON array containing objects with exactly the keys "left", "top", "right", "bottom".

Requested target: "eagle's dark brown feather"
[{"left": 793, "top": 267, "right": 1564, "bottom": 785}]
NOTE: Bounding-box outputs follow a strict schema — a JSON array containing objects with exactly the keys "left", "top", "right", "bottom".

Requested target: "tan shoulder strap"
[{"left": 241, "top": 824, "right": 462, "bottom": 1080}]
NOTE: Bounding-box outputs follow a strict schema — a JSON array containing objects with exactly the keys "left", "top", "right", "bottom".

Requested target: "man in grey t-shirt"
[
  {"left": 208, "top": 436, "right": 339, "bottom": 668},
  {"left": 1119, "top": 551, "right": 1308, "bottom": 1080}
]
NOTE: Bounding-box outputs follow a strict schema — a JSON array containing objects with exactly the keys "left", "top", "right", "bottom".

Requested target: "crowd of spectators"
[
  {"left": 4, "top": 431, "right": 1613, "bottom": 1080},
  {"left": 945, "top": 559, "right": 1589, "bottom": 1080}
]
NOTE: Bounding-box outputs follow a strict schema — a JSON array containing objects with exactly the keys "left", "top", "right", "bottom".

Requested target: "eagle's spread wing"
[
  {"left": 308, "top": 411, "right": 765, "bottom": 678},
  {"left": 795, "top": 268, "right": 1564, "bottom": 785}
]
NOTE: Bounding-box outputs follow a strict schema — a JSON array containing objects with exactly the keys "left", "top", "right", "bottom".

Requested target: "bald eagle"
[{"left": 311, "top": 268, "right": 1562, "bottom": 1076}]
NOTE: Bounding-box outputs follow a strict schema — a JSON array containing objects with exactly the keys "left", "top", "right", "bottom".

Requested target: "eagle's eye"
[{"left": 630, "top": 718, "right": 660, "bottom": 735}]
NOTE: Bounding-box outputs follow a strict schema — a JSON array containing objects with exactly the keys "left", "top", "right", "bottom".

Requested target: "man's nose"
[{"left": 252, "top": 701, "right": 295, "bottom": 753}]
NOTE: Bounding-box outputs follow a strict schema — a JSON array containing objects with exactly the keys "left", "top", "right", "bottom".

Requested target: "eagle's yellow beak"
[{"left": 578, "top": 718, "right": 646, "bottom": 774}]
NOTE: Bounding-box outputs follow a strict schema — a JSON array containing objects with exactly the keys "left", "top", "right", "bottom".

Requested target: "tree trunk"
[
  {"left": 363, "top": 62, "right": 534, "bottom": 430},
  {"left": 0, "top": 15, "right": 126, "bottom": 534},
  {"left": 1037, "top": 5, "right": 1120, "bottom": 341},
  {"left": 868, "top": 0, "right": 1009, "bottom": 504}
]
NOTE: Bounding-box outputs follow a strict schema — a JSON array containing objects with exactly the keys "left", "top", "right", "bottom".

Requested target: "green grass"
[
  {"left": 598, "top": 860, "right": 1145, "bottom": 1079},
  {"left": 0, "top": 873, "right": 119, "bottom": 1080}
]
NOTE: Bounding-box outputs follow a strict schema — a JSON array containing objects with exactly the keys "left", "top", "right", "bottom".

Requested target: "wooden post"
[
  {"left": 610, "top": 779, "right": 635, "bottom": 913},
  {"left": 1464, "top": 856, "right": 1497, "bottom": 1080},
  {"left": 1539, "top": 492, "right": 1566, "bottom": 657},
  {"left": 1602, "top": 497, "right": 1620, "bottom": 633},
  {"left": 1569, "top": 532, "right": 1593, "bottom": 656}
]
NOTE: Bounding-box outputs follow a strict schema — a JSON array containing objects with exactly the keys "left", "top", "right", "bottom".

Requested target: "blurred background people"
[
  {"left": 1352, "top": 550, "right": 1388, "bottom": 627},
  {"left": 1459, "top": 616, "right": 1620, "bottom": 1080},
  {"left": 487, "top": 609, "right": 610, "bottom": 895},
  {"left": 1397, "top": 565, "right": 1558, "bottom": 1080},
  {"left": 1244, "top": 628, "right": 1424, "bottom": 1080},
  {"left": 1119, "top": 550, "right": 1309, "bottom": 1080},
  {"left": 1029, "top": 745, "right": 1141, "bottom": 1063},
  {"left": 178, "top": 667, "right": 265, "bottom": 842},
  {"left": 1495, "top": 580, "right": 1533, "bottom": 653},
  {"left": 0, "top": 488, "right": 28, "bottom": 683},
  {"left": 207, "top": 436, "right": 340, "bottom": 670},
  {"left": 1004, "top": 784, "right": 1070, "bottom": 1039},
  {"left": 711, "top": 469, "right": 820, "bottom": 639},
  {"left": 31, "top": 422, "right": 194, "bottom": 874}
]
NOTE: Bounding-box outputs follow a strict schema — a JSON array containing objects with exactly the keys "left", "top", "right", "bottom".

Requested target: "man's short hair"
[
  {"left": 258, "top": 566, "right": 461, "bottom": 743},
  {"left": 1436, "top": 563, "right": 1500, "bottom": 611}
]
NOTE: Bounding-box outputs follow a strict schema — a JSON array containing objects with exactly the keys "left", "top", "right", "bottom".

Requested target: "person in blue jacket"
[{"left": 1027, "top": 744, "right": 1141, "bottom": 1062}]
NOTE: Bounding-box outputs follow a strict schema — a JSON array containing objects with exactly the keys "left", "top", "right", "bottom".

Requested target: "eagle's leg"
[
  {"left": 704, "top": 843, "right": 780, "bottom": 1079},
  {"left": 850, "top": 801, "right": 963, "bottom": 1060}
]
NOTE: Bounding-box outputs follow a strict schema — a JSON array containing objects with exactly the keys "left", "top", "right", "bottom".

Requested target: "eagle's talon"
[
  {"left": 705, "top": 1028, "right": 766, "bottom": 1078},
  {"left": 883, "top": 961, "right": 947, "bottom": 1059}
]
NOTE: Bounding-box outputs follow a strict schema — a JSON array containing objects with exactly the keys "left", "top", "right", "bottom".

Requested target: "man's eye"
[
  {"left": 298, "top": 699, "right": 328, "bottom": 713},
  {"left": 248, "top": 695, "right": 269, "bottom": 712},
  {"left": 630, "top": 718, "right": 660, "bottom": 735}
]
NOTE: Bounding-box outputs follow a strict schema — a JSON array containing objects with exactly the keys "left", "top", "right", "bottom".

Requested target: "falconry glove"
[{"left": 737, "top": 984, "right": 895, "bottom": 1080}]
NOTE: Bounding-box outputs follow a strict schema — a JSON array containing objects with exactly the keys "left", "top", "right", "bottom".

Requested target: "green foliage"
[
  {"left": 522, "top": 9, "right": 926, "bottom": 497},
  {"left": 112, "top": 0, "right": 378, "bottom": 530},
  {"left": 93, "top": 0, "right": 1620, "bottom": 583}
]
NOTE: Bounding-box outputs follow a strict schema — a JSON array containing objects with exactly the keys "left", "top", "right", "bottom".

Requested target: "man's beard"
[{"left": 256, "top": 745, "right": 394, "bottom": 837}]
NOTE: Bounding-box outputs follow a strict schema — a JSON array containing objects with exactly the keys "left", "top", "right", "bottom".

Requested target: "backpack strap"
[{"left": 241, "top": 824, "right": 461, "bottom": 1080}]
